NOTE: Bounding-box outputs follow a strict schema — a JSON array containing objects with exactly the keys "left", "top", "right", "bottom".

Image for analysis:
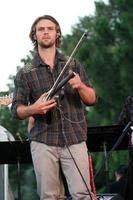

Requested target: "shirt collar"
[{"left": 33, "top": 50, "right": 66, "bottom": 68}]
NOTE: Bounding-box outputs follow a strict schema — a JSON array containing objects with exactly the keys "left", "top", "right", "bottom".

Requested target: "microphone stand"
[
  {"left": 16, "top": 133, "right": 24, "bottom": 200},
  {"left": 103, "top": 142, "right": 110, "bottom": 193},
  {"left": 8, "top": 134, "right": 22, "bottom": 200},
  {"left": 94, "top": 121, "right": 132, "bottom": 191},
  {"left": 17, "top": 157, "right": 21, "bottom": 200}
]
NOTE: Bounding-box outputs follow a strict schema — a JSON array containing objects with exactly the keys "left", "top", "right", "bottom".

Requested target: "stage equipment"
[
  {"left": 97, "top": 193, "right": 124, "bottom": 200},
  {"left": 0, "top": 124, "right": 130, "bottom": 199},
  {"left": 91, "top": 122, "right": 131, "bottom": 193},
  {"left": 0, "top": 125, "right": 15, "bottom": 200},
  {"left": 87, "top": 124, "right": 128, "bottom": 152}
]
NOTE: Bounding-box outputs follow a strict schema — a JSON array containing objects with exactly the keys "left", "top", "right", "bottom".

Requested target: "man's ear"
[{"left": 56, "top": 32, "right": 60, "bottom": 38}]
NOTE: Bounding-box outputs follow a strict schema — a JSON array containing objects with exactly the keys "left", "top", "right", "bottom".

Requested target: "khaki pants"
[{"left": 31, "top": 141, "right": 93, "bottom": 200}]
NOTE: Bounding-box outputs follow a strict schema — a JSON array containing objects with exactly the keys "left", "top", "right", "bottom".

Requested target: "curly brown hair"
[{"left": 29, "top": 15, "right": 62, "bottom": 49}]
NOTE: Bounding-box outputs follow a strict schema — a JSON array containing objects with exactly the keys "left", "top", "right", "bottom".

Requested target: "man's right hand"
[
  {"left": 32, "top": 94, "right": 57, "bottom": 115},
  {"left": 16, "top": 94, "right": 57, "bottom": 119}
]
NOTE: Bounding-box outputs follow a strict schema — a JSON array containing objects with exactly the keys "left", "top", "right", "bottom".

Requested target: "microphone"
[
  {"left": 46, "top": 71, "right": 75, "bottom": 100},
  {"left": 7, "top": 134, "right": 12, "bottom": 144},
  {"left": 16, "top": 132, "right": 23, "bottom": 143}
]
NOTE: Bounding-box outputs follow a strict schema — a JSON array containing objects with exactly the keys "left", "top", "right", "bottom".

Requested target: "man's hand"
[
  {"left": 32, "top": 94, "right": 57, "bottom": 115},
  {"left": 68, "top": 72, "right": 96, "bottom": 105},
  {"left": 68, "top": 72, "right": 82, "bottom": 89},
  {"left": 16, "top": 94, "right": 57, "bottom": 119}
]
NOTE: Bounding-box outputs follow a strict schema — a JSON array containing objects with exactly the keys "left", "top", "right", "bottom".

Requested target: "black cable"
[
  {"left": 59, "top": 106, "right": 94, "bottom": 200},
  {"left": 62, "top": 133, "right": 93, "bottom": 200},
  {"left": 94, "top": 121, "right": 132, "bottom": 179}
]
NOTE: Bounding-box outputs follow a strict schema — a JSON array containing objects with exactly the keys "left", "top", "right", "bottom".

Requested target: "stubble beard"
[{"left": 38, "top": 40, "right": 55, "bottom": 49}]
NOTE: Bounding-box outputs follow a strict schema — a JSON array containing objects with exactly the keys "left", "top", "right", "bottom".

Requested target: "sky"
[{"left": 0, "top": 0, "right": 106, "bottom": 92}]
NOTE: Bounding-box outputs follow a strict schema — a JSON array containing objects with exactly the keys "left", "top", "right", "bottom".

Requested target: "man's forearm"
[
  {"left": 17, "top": 104, "right": 35, "bottom": 119},
  {"left": 77, "top": 83, "right": 97, "bottom": 105}
]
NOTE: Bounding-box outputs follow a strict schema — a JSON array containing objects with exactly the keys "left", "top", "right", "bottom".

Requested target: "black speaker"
[{"left": 97, "top": 193, "right": 124, "bottom": 200}]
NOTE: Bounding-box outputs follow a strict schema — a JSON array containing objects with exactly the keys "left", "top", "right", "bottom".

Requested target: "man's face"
[{"left": 35, "top": 19, "right": 58, "bottom": 49}]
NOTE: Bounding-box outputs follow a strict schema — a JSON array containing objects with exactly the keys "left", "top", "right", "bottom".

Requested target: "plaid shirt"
[{"left": 11, "top": 51, "right": 94, "bottom": 146}]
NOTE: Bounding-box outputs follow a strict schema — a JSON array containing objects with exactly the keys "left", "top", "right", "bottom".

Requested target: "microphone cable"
[{"left": 58, "top": 105, "right": 94, "bottom": 200}]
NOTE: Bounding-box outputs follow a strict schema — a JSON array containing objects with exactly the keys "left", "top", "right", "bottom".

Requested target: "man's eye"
[
  {"left": 48, "top": 27, "right": 55, "bottom": 31},
  {"left": 37, "top": 27, "right": 55, "bottom": 32},
  {"left": 38, "top": 27, "right": 44, "bottom": 31}
]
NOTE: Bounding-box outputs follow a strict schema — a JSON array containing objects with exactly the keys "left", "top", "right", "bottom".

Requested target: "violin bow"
[{"left": 45, "top": 31, "right": 88, "bottom": 101}]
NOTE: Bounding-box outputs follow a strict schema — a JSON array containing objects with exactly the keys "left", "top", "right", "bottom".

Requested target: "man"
[
  {"left": 11, "top": 15, "right": 97, "bottom": 200},
  {"left": 118, "top": 96, "right": 133, "bottom": 200}
]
